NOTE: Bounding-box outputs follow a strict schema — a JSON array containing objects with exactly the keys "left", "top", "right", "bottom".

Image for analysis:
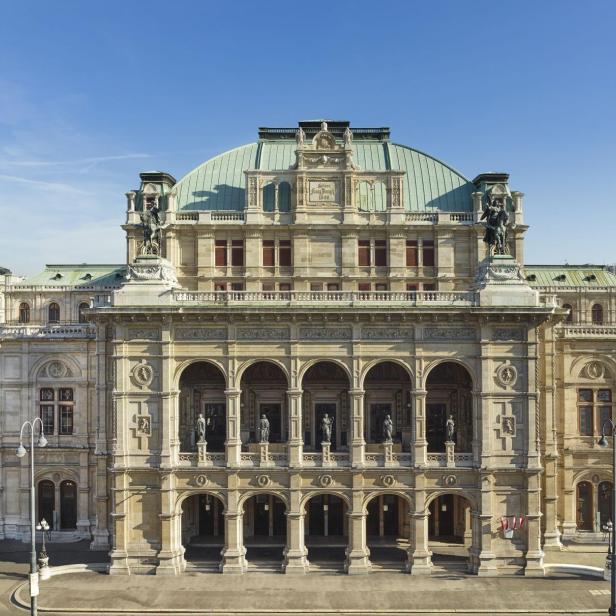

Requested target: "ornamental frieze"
[
  {"left": 174, "top": 327, "right": 227, "bottom": 341},
  {"left": 236, "top": 327, "right": 288, "bottom": 341},
  {"left": 127, "top": 328, "right": 160, "bottom": 341},
  {"left": 361, "top": 327, "right": 414, "bottom": 341},
  {"left": 492, "top": 328, "right": 524, "bottom": 342},
  {"left": 423, "top": 327, "right": 475, "bottom": 341},
  {"left": 299, "top": 326, "right": 352, "bottom": 340}
]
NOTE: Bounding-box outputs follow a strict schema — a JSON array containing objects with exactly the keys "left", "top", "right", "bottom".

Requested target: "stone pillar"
[
  {"left": 197, "top": 440, "right": 208, "bottom": 466},
  {"left": 283, "top": 487, "right": 309, "bottom": 573},
  {"left": 220, "top": 487, "right": 247, "bottom": 574},
  {"left": 287, "top": 389, "right": 303, "bottom": 467},
  {"left": 156, "top": 472, "right": 184, "bottom": 575},
  {"left": 383, "top": 441, "right": 395, "bottom": 467},
  {"left": 321, "top": 441, "right": 332, "bottom": 466},
  {"left": 349, "top": 389, "right": 365, "bottom": 467},
  {"left": 108, "top": 471, "right": 130, "bottom": 574},
  {"left": 345, "top": 489, "right": 371, "bottom": 575},
  {"left": 445, "top": 441, "right": 455, "bottom": 468},
  {"left": 476, "top": 475, "right": 497, "bottom": 576},
  {"left": 408, "top": 479, "right": 431, "bottom": 574},
  {"left": 413, "top": 389, "right": 427, "bottom": 466},
  {"left": 259, "top": 442, "right": 272, "bottom": 467},
  {"left": 525, "top": 471, "right": 545, "bottom": 576},
  {"left": 225, "top": 389, "right": 242, "bottom": 467}
]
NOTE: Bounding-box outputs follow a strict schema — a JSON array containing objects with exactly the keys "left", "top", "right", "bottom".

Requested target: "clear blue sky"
[{"left": 1, "top": 0, "right": 614, "bottom": 274}]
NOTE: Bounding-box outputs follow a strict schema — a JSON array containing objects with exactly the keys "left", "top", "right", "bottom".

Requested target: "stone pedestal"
[
  {"left": 345, "top": 512, "right": 371, "bottom": 575},
  {"left": 259, "top": 442, "right": 273, "bottom": 467},
  {"left": 112, "top": 255, "right": 180, "bottom": 306},
  {"left": 321, "top": 442, "right": 331, "bottom": 466},
  {"left": 445, "top": 441, "right": 455, "bottom": 468},
  {"left": 283, "top": 513, "right": 310, "bottom": 574},
  {"left": 474, "top": 255, "right": 539, "bottom": 307},
  {"left": 197, "top": 440, "right": 208, "bottom": 466},
  {"left": 383, "top": 441, "right": 395, "bottom": 467}
]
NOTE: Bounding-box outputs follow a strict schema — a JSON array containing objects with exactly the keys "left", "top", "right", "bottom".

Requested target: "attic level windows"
[
  {"left": 423, "top": 240, "right": 435, "bottom": 267},
  {"left": 592, "top": 304, "right": 604, "bottom": 325},
  {"left": 78, "top": 302, "right": 89, "bottom": 324},
  {"left": 48, "top": 303, "right": 60, "bottom": 323},
  {"left": 358, "top": 239, "right": 388, "bottom": 267},
  {"left": 19, "top": 302, "right": 30, "bottom": 324},
  {"left": 554, "top": 274, "right": 567, "bottom": 282},
  {"left": 52, "top": 273, "right": 63, "bottom": 281},
  {"left": 406, "top": 239, "right": 434, "bottom": 267},
  {"left": 83, "top": 273, "right": 92, "bottom": 281},
  {"left": 214, "top": 239, "right": 244, "bottom": 267}
]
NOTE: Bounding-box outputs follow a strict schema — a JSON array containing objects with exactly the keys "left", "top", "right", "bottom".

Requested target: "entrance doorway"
[
  {"left": 38, "top": 480, "right": 54, "bottom": 530},
  {"left": 366, "top": 494, "right": 409, "bottom": 570},
  {"left": 305, "top": 494, "right": 347, "bottom": 569},
  {"left": 182, "top": 494, "right": 225, "bottom": 569},
  {"left": 60, "top": 480, "right": 77, "bottom": 529},
  {"left": 428, "top": 494, "right": 472, "bottom": 573},
  {"left": 244, "top": 494, "right": 286, "bottom": 568}
]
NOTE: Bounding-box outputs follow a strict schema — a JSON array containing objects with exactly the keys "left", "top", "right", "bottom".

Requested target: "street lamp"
[
  {"left": 36, "top": 518, "right": 50, "bottom": 580},
  {"left": 598, "top": 419, "right": 616, "bottom": 615},
  {"left": 16, "top": 418, "right": 47, "bottom": 616}
]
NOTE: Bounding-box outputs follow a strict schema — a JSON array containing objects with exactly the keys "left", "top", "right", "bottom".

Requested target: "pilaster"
[
  {"left": 349, "top": 389, "right": 365, "bottom": 467},
  {"left": 225, "top": 389, "right": 242, "bottom": 467}
]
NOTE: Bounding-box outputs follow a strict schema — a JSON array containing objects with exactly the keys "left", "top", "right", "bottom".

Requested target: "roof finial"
[{"left": 320, "top": 120, "right": 328, "bottom": 132}]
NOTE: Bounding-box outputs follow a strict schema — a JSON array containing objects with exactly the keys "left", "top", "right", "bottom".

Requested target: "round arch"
[
  {"left": 570, "top": 355, "right": 616, "bottom": 380},
  {"left": 359, "top": 358, "right": 414, "bottom": 390},
  {"left": 35, "top": 467, "right": 79, "bottom": 484},
  {"left": 424, "top": 489, "right": 479, "bottom": 513},
  {"left": 300, "top": 489, "right": 351, "bottom": 513},
  {"left": 422, "top": 358, "right": 476, "bottom": 391},
  {"left": 362, "top": 490, "right": 413, "bottom": 514},
  {"left": 175, "top": 490, "right": 226, "bottom": 516},
  {"left": 238, "top": 490, "right": 289, "bottom": 513},
  {"left": 236, "top": 358, "right": 290, "bottom": 387},
  {"left": 174, "top": 358, "right": 228, "bottom": 390},
  {"left": 298, "top": 358, "right": 353, "bottom": 387},
  {"left": 30, "top": 355, "right": 83, "bottom": 381}
]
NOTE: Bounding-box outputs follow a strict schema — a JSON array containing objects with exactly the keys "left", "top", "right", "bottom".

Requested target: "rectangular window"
[
  {"left": 279, "top": 283, "right": 291, "bottom": 291},
  {"left": 374, "top": 240, "right": 387, "bottom": 266},
  {"left": 599, "top": 406, "right": 612, "bottom": 431},
  {"left": 310, "top": 283, "right": 323, "bottom": 291},
  {"left": 598, "top": 390, "right": 612, "bottom": 403},
  {"left": 40, "top": 388, "right": 54, "bottom": 402},
  {"left": 375, "top": 283, "right": 388, "bottom": 291},
  {"left": 406, "top": 240, "right": 418, "bottom": 266},
  {"left": 423, "top": 283, "right": 436, "bottom": 291},
  {"left": 262, "top": 240, "right": 275, "bottom": 267},
  {"left": 422, "top": 240, "right": 435, "bottom": 266},
  {"left": 279, "top": 240, "right": 292, "bottom": 266},
  {"left": 230, "top": 283, "right": 244, "bottom": 291},
  {"left": 358, "top": 283, "right": 371, "bottom": 291},
  {"left": 406, "top": 284, "right": 418, "bottom": 292},
  {"left": 59, "top": 388, "right": 73, "bottom": 402},
  {"left": 215, "top": 240, "right": 227, "bottom": 267},
  {"left": 327, "top": 283, "right": 340, "bottom": 291},
  {"left": 358, "top": 240, "right": 371, "bottom": 266},
  {"left": 578, "top": 389, "right": 593, "bottom": 403},
  {"left": 262, "top": 282, "right": 275, "bottom": 292},
  {"left": 579, "top": 407, "right": 593, "bottom": 436},
  {"left": 231, "top": 240, "right": 244, "bottom": 266},
  {"left": 40, "top": 405, "right": 54, "bottom": 435},
  {"left": 214, "top": 282, "right": 227, "bottom": 291},
  {"left": 59, "top": 405, "right": 73, "bottom": 435}
]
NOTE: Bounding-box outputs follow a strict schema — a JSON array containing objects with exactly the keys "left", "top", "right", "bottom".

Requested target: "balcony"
[
  {"left": 0, "top": 322, "right": 96, "bottom": 339},
  {"left": 172, "top": 289, "right": 477, "bottom": 307},
  {"left": 560, "top": 324, "right": 616, "bottom": 338},
  {"left": 426, "top": 452, "right": 474, "bottom": 468}
]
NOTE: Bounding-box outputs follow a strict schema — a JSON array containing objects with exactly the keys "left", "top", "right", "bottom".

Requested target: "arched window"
[
  {"left": 576, "top": 481, "right": 593, "bottom": 531},
  {"left": 18, "top": 302, "right": 30, "bottom": 323},
  {"left": 592, "top": 304, "right": 604, "bottom": 324},
  {"left": 562, "top": 303, "right": 573, "bottom": 323},
  {"left": 78, "top": 302, "right": 89, "bottom": 324},
  {"left": 48, "top": 302, "right": 60, "bottom": 323},
  {"left": 60, "top": 480, "right": 77, "bottom": 529},
  {"left": 38, "top": 480, "right": 55, "bottom": 530}
]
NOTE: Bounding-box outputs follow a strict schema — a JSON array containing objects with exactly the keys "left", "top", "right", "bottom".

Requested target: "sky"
[{"left": 0, "top": 0, "right": 614, "bottom": 275}]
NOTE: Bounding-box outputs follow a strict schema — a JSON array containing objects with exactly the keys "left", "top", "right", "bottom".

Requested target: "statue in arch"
[
  {"left": 196, "top": 413, "right": 207, "bottom": 443},
  {"left": 139, "top": 200, "right": 162, "bottom": 255},
  {"left": 382, "top": 414, "right": 393, "bottom": 443},
  {"left": 446, "top": 414, "right": 456, "bottom": 442},
  {"left": 321, "top": 413, "right": 334, "bottom": 443},
  {"left": 481, "top": 195, "right": 509, "bottom": 256},
  {"left": 259, "top": 414, "right": 270, "bottom": 443}
]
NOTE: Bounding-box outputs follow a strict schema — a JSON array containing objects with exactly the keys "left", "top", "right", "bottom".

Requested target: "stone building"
[{"left": 0, "top": 120, "right": 613, "bottom": 576}]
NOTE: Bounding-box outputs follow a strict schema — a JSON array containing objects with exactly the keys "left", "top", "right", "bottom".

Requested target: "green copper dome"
[{"left": 173, "top": 126, "right": 473, "bottom": 213}]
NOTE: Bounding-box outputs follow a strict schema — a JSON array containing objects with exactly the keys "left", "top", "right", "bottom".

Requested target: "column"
[
  {"left": 349, "top": 389, "right": 365, "bottom": 467},
  {"left": 524, "top": 471, "right": 546, "bottom": 576},
  {"left": 108, "top": 471, "right": 130, "bottom": 574},
  {"left": 287, "top": 389, "right": 303, "bottom": 467},
  {"left": 156, "top": 472, "right": 184, "bottom": 575},
  {"left": 225, "top": 389, "right": 242, "bottom": 467},
  {"left": 413, "top": 389, "right": 427, "bottom": 466},
  {"left": 283, "top": 487, "right": 309, "bottom": 573},
  {"left": 345, "top": 491, "right": 371, "bottom": 575},
  {"left": 476, "top": 474, "right": 497, "bottom": 576},
  {"left": 408, "top": 479, "right": 431, "bottom": 574},
  {"left": 220, "top": 487, "right": 247, "bottom": 574}
]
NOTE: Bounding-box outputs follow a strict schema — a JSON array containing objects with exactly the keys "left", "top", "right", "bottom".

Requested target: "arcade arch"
[{"left": 181, "top": 493, "right": 225, "bottom": 568}]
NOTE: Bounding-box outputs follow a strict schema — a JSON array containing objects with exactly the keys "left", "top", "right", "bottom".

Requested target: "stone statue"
[
  {"left": 196, "top": 412, "right": 207, "bottom": 443},
  {"left": 259, "top": 414, "right": 270, "bottom": 443},
  {"left": 320, "top": 120, "right": 328, "bottom": 132},
  {"left": 321, "top": 413, "right": 333, "bottom": 443},
  {"left": 382, "top": 414, "right": 393, "bottom": 443},
  {"left": 295, "top": 127, "right": 305, "bottom": 147},
  {"left": 446, "top": 414, "right": 455, "bottom": 442},
  {"left": 139, "top": 201, "right": 162, "bottom": 255},
  {"left": 481, "top": 195, "right": 509, "bottom": 256},
  {"left": 343, "top": 127, "right": 353, "bottom": 146}
]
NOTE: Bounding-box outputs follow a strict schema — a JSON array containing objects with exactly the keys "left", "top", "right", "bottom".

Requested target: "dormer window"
[
  {"left": 554, "top": 274, "right": 566, "bottom": 282},
  {"left": 585, "top": 274, "right": 597, "bottom": 282},
  {"left": 52, "top": 273, "right": 63, "bottom": 281},
  {"left": 526, "top": 274, "right": 536, "bottom": 282},
  {"left": 83, "top": 273, "right": 92, "bottom": 281}
]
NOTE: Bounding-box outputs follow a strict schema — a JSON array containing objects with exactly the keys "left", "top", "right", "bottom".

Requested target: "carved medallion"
[
  {"left": 501, "top": 416, "right": 516, "bottom": 436},
  {"left": 257, "top": 475, "right": 271, "bottom": 488},
  {"left": 381, "top": 475, "right": 396, "bottom": 488},
  {"left": 131, "top": 361, "right": 154, "bottom": 388},
  {"left": 136, "top": 415, "right": 151, "bottom": 436},
  {"left": 195, "top": 475, "right": 208, "bottom": 487},
  {"left": 443, "top": 474, "right": 457, "bottom": 487},
  {"left": 319, "top": 474, "right": 334, "bottom": 487},
  {"left": 46, "top": 361, "right": 68, "bottom": 379},
  {"left": 585, "top": 361, "right": 604, "bottom": 380},
  {"left": 496, "top": 364, "right": 518, "bottom": 388}
]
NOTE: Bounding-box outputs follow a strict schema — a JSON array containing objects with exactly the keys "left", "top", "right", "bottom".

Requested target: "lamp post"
[
  {"left": 16, "top": 418, "right": 47, "bottom": 616},
  {"left": 598, "top": 419, "right": 616, "bottom": 615},
  {"left": 36, "top": 518, "right": 50, "bottom": 580}
]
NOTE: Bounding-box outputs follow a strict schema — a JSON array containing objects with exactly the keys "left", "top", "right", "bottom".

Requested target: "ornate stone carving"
[
  {"left": 127, "top": 328, "right": 160, "bottom": 341},
  {"left": 361, "top": 327, "right": 414, "bottom": 340},
  {"left": 127, "top": 257, "right": 178, "bottom": 286},
  {"left": 136, "top": 415, "right": 151, "bottom": 436},
  {"left": 131, "top": 360, "right": 154, "bottom": 388},
  {"left": 443, "top": 474, "right": 457, "bottom": 487},
  {"left": 236, "top": 328, "right": 288, "bottom": 341},
  {"left": 496, "top": 363, "right": 518, "bottom": 388},
  {"left": 424, "top": 327, "right": 475, "bottom": 341},
  {"left": 318, "top": 474, "right": 334, "bottom": 487},
  {"left": 299, "top": 327, "right": 352, "bottom": 340},
  {"left": 257, "top": 474, "right": 271, "bottom": 487},
  {"left": 174, "top": 327, "right": 227, "bottom": 341},
  {"left": 194, "top": 474, "right": 208, "bottom": 487},
  {"left": 584, "top": 360, "right": 605, "bottom": 380},
  {"left": 492, "top": 328, "right": 524, "bottom": 341},
  {"left": 44, "top": 360, "right": 70, "bottom": 379},
  {"left": 381, "top": 474, "right": 396, "bottom": 488},
  {"left": 501, "top": 415, "right": 516, "bottom": 436}
]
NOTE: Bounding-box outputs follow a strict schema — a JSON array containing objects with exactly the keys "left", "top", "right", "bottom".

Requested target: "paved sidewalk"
[{"left": 7, "top": 570, "right": 612, "bottom": 615}]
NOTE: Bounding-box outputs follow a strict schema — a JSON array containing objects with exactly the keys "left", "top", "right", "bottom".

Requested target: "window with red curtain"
[
  {"left": 231, "top": 240, "right": 244, "bottom": 266},
  {"left": 279, "top": 240, "right": 291, "bottom": 266},
  {"left": 215, "top": 240, "right": 227, "bottom": 266},
  {"left": 358, "top": 240, "right": 371, "bottom": 266},
  {"left": 262, "top": 240, "right": 275, "bottom": 266},
  {"left": 422, "top": 240, "right": 435, "bottom": 266},
  {"left": 406, "top": 240, "right": 418, "bottom": 266},
  {"left": 374, "top": 240, "right": 387, "bottom": 266},
  {"left": 358, "top": 283, "right": 371, "bottom": 291}
]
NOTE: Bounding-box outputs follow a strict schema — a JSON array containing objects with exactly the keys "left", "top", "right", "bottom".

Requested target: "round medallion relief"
[
  {"left": 319, "top": 474, "right": 334, "bottom": 488},
  {"left": 443, "top": 474, "right": 457, "bottom": 487},
  {"left": 194, "top": 475, "right": 208, "bottom": 487},
  {"left": 46, "top": 361, "right": 67, "bottom": 379},
  {"left": 496, "top": 364, "right": 518, "bottom": 388},
  {"left": 586, "top": 361, "right": 604, "bottom": 380},
  {"left": 381, "top": 475, "right": 396, "bottom": 488},
  {"left": 257, "top": 475, "right": 271, "bottom": 487},
  {"left": 131, "top": 361, "right": 154, "bottom": 387}
]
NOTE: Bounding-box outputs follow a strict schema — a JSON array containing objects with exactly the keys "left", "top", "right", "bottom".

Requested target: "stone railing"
[
  {"left": 560, "top": 324, "right": 616, "bottom": 338},
  {"left": 0, "top": 323, "right": 96, "bottom": 339},
  {"left": 301, "top": 452, "right": 350, "bottom": 467},
  {"left": 173, "top": 290, "right": 476, "bottom": 306},
  {"left": 170, "top": 211, "right": 245, "bottom": 224},
  {"left": 177, "top": 452, "right": 225, "bottom": 467},
  {"left": 426, "top": 452, "right": 474, "bottom": 467},
  {"left": 239, "top": 452, "right": 288, "bottom": 467}
]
